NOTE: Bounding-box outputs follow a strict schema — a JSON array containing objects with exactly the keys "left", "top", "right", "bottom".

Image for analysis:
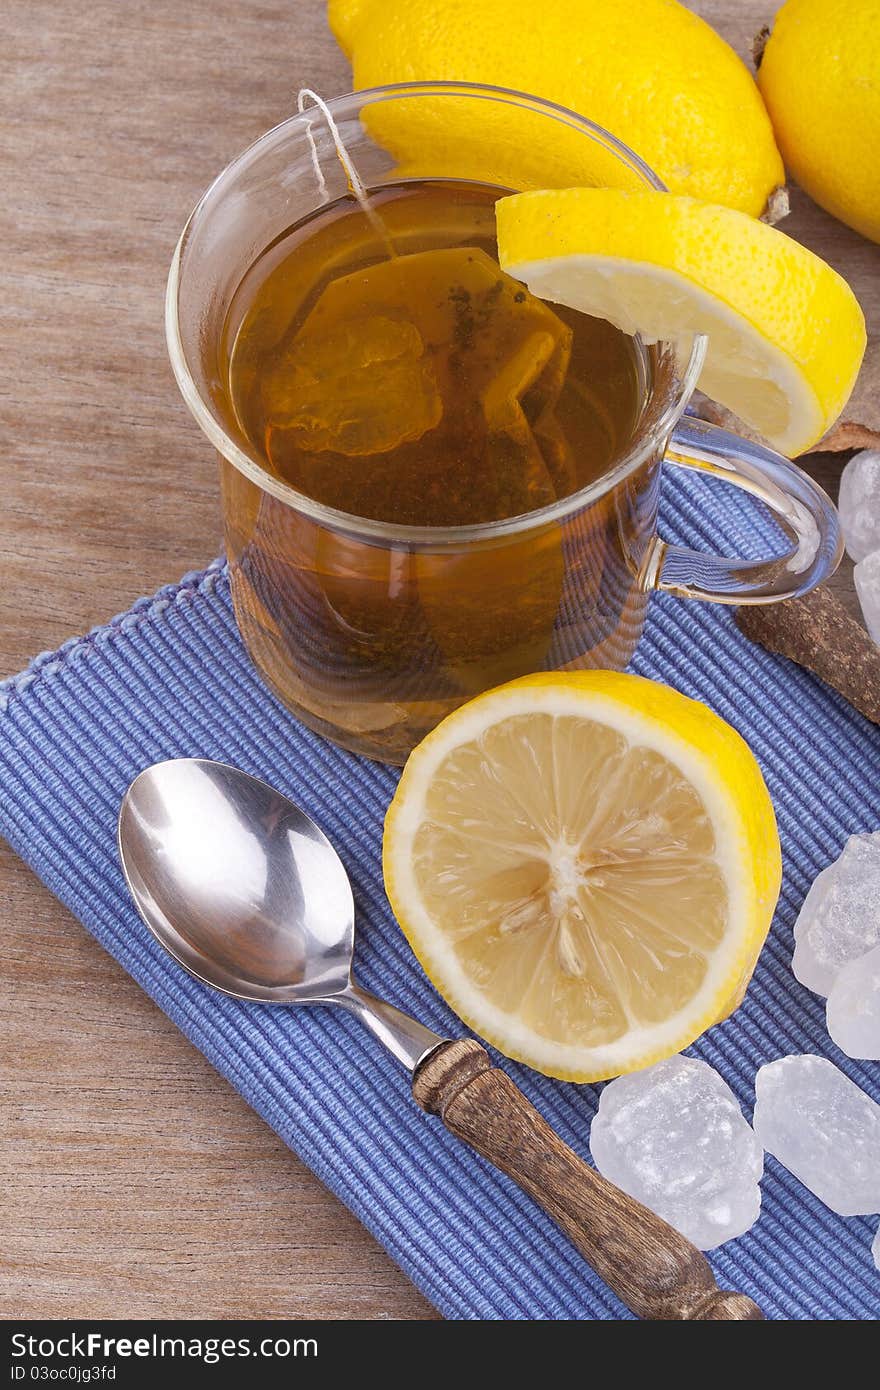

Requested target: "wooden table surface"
[{"left": 0, "top": 0, "right": 863, "bottom": 1321}]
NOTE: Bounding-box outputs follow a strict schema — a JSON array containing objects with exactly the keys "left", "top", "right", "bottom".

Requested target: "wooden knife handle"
[{"left": 413, "top": 1039, "right": 763, "bottom": 1321}]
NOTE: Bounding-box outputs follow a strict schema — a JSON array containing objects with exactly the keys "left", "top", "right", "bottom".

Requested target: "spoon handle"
[{"left": 412, "top": 1039, "right": 762, "bottom": 1321}]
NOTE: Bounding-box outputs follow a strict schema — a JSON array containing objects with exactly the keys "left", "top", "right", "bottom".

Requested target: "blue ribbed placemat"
[{"left": 1, "top": 465, "right": 879, "bottom": 1321}]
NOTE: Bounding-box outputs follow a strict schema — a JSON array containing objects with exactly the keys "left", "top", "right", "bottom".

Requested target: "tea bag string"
[{"left": 296, "top": 88, "right": 396, "bottom": 256}]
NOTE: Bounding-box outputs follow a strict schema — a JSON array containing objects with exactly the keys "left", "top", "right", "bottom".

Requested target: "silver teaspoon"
[{"left": 118, "top": 757, "right": 761, "bottom": 1321}]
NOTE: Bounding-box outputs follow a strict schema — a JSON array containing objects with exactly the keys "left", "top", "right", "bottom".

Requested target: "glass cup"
[{"left": 166, "top": 84, "right": 841, "bottom": 764}]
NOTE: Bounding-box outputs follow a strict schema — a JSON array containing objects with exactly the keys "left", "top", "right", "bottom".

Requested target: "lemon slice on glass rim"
[
  {"left": 495, "top": 187, "right": 866, "bottom": 457},
  {"left": 384, "top": 672, "right": 781, "bottom": 1082}
]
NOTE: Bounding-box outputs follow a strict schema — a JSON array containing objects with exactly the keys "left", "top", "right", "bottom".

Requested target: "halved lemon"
[
  {"left": 495, "top": 187, "right": 866, "bottom": 456},
  {"left": 384, "top": 672, "right": 781, "bottom": 1081}
]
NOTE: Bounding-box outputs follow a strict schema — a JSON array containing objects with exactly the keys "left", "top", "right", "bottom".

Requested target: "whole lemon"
[
  {"left": 758, "top": 0, "right": 880, "bottom": 243},
  {"left": 329, "top": 0, "right": 784, "bottom": 217}
]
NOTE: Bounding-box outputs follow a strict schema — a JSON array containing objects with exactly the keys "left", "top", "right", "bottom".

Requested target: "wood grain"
[
  {"left": 414, "top": 1041, "right": 762, "bottom": 1320},
  {"left": 737, "top": 586, "right": 880, "bottom": 725},
  {"left": 0, "top": 0, "right": 868, "bottom": 1322},
  {"left": 0, "top": 0, "right": 434, "bottom": 1322}
]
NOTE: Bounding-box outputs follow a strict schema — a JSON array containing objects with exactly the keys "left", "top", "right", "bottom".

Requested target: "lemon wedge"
[
  {"left": 384, "top": 672, "right": 781, "bottom": 1082},
  {"left": 496, "top": 187, "right": 866, "bottom": 456}
]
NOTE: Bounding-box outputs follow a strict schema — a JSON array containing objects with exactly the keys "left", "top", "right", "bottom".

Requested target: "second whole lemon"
[
  {"left": 329, "top": 0, "right": 784, "bottom": 217},
  {"left": 758, "top": 0, "right": 880, "bottom": 245}
]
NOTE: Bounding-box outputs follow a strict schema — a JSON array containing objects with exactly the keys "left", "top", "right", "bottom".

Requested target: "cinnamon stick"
[{"left": 735, "top": 585, "right": 880, "bottom": 724}]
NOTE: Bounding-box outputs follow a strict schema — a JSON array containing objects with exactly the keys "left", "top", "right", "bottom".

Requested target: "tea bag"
[
  {"left": 263, "top": 246, "right": 573, "bottom": 520},
  {"left": 262, "top": 313, "right": 442, "bottom": 457}
]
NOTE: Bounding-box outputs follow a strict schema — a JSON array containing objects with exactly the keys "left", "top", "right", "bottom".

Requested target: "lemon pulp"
[{"left": 384, "top": 673, "right": 781, "bottom": 1081}]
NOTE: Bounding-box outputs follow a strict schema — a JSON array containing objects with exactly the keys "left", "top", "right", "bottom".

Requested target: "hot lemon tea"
[
  {"left": 226, "top": 181, "right": 645, "bottom": 525},
  {"left": 168, "top": 89, "right": 840, "bottom": 764},
  {"left": 215, "top": 178, "right": 659, "bottom": 761}
]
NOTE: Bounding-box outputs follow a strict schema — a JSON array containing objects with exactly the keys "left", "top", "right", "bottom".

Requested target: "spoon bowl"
[{"left": 118, "top": 758, "right": 355, "bottom": 1003}]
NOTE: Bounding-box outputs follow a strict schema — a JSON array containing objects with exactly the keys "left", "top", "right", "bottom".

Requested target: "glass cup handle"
[{"left": 643, "top": 416, "right": 844, "bottom": 605}]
